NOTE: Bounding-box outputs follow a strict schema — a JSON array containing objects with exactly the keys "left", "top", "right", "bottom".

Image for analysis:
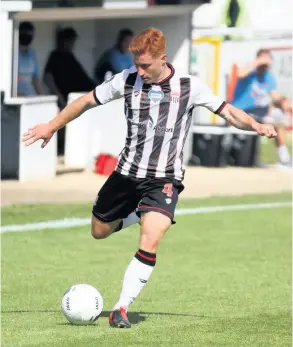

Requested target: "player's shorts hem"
[
  {"left": 137, "top": 205, "right": 176, "bottom": 224},
  {"left": 92, "top": 211, "right": 118, "bottom": 223}
]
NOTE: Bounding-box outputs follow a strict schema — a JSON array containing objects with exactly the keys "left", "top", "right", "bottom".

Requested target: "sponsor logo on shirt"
[{"left": 154, "top": 126, "right": 173, "bottom": 133}]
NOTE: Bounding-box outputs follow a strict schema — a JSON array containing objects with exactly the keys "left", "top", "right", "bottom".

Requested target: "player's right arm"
[
  {"left": 22, "top": 91, "right": 98, "bottom": 148},
  {"left": 22, "top": 69, "right": 130, "bottom": 148}
]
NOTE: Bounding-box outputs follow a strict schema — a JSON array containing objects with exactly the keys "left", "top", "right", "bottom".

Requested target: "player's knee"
[
  {"left": 139, "top": 212, "right": 171, "bottom": 252},
  {"left": 91, "top": 216, "right": 111, "bottom": 239},
  {"left": 91, "top": 226, "right": 108, "bottom": 239}
]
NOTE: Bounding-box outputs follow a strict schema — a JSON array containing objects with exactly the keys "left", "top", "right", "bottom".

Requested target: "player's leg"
[
  {"left": 91, "top": 216, "right": 121, "bottom": 239},
  {"left": 109, "top": 179, "right": 184, "bottom": 328},
  {"left": 109, "top": 211, "right": 171, "bottom": 328},
  {"left": 91, "top": 171, "right": 140, "bottom": 239},
  {"left": 92, "top": 210, "right": 140, "bottom": 237},
  {"left": 113, "top": 211, "right": 140, "bottom": 232}
]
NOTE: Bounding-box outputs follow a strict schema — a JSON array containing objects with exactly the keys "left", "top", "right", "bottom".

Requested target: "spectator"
[
  {"left": 18, "top": 21, "right": 43, "bottom": 96},
  {"left": 44, "top": 27, "right": 95, "bottom": 109},
  {"left": 44, "top": 27, "right": 95, "bottom": 154},
  {"left": 94, "top": 28, "right": 134, "bottom": 84},
  {"left": 232, "top": 49, "right": 291, "bottom": 167}
]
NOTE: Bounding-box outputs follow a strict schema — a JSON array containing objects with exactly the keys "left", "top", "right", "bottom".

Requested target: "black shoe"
[{"left": 109, "top": 307, "right": 131, "bottom": 328}]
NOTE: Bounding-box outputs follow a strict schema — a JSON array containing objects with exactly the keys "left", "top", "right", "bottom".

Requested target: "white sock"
[
  {"left": 115, "top": 211, "right": 140, "bottom": 232},
  {"left": 113, "top": 249, "right": 156, "bottom": 311},
  {"left": 278, "top": 145, "right": 291, "bottom": 164}
]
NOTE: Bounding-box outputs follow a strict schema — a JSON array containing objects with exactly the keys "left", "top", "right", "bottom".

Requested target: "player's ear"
[{"left": 161, "top": 54, "right": 167, "bottom": 65}]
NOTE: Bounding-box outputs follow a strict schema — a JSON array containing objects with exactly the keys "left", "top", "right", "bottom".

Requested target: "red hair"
[{"left": 129, "top": 28, "right": 166, "bottom": 57}]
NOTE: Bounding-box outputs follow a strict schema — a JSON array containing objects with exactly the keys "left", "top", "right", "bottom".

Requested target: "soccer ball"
[{"left": 61, "top": 284, "right": 103, "bottom": 325}]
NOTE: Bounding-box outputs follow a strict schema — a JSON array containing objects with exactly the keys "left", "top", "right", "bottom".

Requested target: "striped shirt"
[{"left": 94, "top": 63, "right": 226, "bottom": 181}]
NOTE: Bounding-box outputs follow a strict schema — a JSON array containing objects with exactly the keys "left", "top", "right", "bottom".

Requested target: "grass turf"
[
  {"left": 1, "top": 193, "right": 292, "bottom": 347},
  {"left": 1, "top": 192, "right": 291, "bottom": 226}
]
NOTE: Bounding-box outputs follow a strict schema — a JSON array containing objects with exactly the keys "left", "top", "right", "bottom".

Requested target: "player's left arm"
[
  {"left": 218, "top": 103, "right": 277, "bottom": 138},
  {"left": 192, "top": 77, "right": 277, "bottom": 139}
]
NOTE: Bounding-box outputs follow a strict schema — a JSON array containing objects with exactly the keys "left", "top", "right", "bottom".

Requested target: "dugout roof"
[{"left": 13, "top": 5, "right": 199, "bottom": 22}]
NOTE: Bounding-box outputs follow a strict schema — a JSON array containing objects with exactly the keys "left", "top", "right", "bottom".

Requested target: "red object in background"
[
  {"left": 95, "top": 154, "right": 118, "bottom": 176},
  {"left": 227, "top": 63, "right": 239, "bottom": 103}
]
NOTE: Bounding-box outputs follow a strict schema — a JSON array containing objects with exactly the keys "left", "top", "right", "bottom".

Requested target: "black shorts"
[{"left": 92, "top": 171, "right": 184, "bottom": 224}]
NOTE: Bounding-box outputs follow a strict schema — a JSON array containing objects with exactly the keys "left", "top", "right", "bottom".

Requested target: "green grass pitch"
[{"left": 1, "top": 193, "right": 291, "bottom": 347}]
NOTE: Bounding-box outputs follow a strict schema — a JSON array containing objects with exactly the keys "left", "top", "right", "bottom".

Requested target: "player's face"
[{"left": 133, "top": 52, "right": 167, "bottom": 84}]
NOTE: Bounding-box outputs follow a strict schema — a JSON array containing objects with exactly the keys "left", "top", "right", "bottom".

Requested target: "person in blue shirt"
[
  {"left": 17, "top": 22, "right": 43, "bottom": 96},
  {"left": 232, "top": 49, "right": 291, "bottom": 167},
  {"left": 94, "top": 28, "right": 134, "bottom": 84}
]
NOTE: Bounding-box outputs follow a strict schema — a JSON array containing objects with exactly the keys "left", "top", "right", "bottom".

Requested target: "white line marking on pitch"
[{"left": 1, "top": 201, "right": 291, "bottom": 233}]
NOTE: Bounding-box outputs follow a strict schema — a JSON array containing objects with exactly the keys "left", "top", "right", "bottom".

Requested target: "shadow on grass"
[{"left": 2, "top": 309, "right": 203, "bottom": 326}]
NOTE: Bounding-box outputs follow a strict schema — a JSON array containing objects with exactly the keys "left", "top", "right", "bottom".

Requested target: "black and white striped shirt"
[{"left": 94, "top": 64, "right": 226, "bottom": 181}]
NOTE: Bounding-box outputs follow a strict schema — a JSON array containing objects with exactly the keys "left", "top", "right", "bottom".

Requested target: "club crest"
[{"left": 148, "top": 89, "right": 164, "bottom": 103}]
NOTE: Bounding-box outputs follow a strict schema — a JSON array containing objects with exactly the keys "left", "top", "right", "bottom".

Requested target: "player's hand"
[
  {"left": 253, "top": 123, "right": 277, "bottom": 138},
  {"left": 22, "top": 123, "right": 55, "bottom": 148}
]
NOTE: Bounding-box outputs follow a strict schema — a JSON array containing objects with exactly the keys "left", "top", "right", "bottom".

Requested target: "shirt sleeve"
[
  {"left": 93, "top": 69, "right": 130, "bottom": 104},
  {"left": 191, "top": 77, "right": 227, "bottom": 114}
]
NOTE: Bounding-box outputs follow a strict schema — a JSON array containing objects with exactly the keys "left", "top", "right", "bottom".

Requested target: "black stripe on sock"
[{"left": 135, "top": 249, "right": 156, "bottom": 267}]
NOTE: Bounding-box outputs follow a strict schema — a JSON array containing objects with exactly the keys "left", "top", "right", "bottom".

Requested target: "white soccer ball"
[{"left": 61, "top": 284, "right": 103, "bottom": 325}]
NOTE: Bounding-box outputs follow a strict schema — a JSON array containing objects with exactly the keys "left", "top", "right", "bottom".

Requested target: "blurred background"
[{"left": 1, "top": 0, "right": 292, "bottom": 184}]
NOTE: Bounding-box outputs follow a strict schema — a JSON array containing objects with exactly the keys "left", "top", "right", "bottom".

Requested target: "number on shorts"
[{"left": 162, "top": 183, "right": 173, "bottom": 197}]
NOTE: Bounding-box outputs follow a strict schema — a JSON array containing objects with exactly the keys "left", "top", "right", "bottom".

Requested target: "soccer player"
[{"left": 22, "top": 28, "right": 277, "bottom": 328}]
